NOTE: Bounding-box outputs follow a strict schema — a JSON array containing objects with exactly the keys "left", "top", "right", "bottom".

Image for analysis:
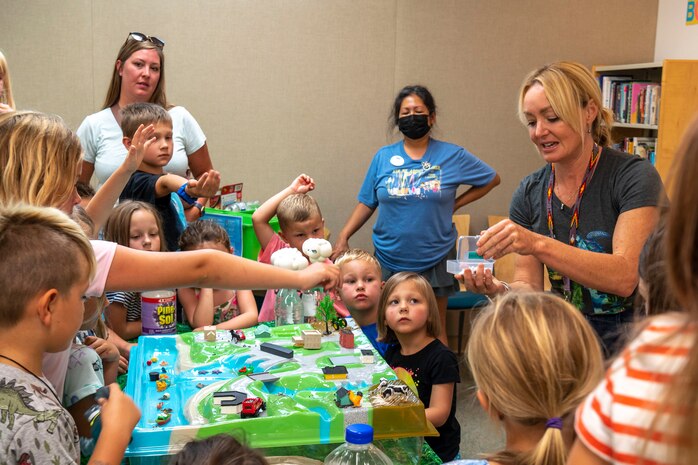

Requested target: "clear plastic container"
[
  {"left": 324, "top": 424, "right": 393, "bottom": 465},
  {"left": 275, "top": 288, "right": 303, "bottom": 326},
  {"left": 446, "top": 235, "right": 494, "bottom": 274},
  {"left": 301, "top": 289, "right": 319, "bottom": 323}
]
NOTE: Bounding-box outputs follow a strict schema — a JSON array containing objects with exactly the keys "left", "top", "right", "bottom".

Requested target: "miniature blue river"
[{"left": 309, "top": 407, "right": 332, "bottom": 442}]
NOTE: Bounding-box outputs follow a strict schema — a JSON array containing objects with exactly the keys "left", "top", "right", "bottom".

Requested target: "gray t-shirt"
[
  {"left": 510, "top": 147, "right": 663, "bottom": 314},
  {"left": 0, "top": 363, "right": 79, "bottom": 464}
]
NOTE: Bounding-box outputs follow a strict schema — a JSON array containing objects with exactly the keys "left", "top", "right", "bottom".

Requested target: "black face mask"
[{"left": 398, "top": 114, "right": 431, "bottom": 140}]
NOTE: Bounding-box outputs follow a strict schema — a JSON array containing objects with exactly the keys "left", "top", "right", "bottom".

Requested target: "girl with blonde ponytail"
[{"left": 446, "top": 292, "right": 603, "bottom": 465}]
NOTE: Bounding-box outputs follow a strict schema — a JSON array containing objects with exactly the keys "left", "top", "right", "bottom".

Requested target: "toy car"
[
  {"left": 240, "top": 397, "right": 266, "bottom": 418},
  {"left": 330, "top": 317, "right": 347, "bottom": 331},
  {"left": 238, "top": 366, "right": 254, "bottom": 375},
  {"left": 230, "top": 329, "right": 246, "bottom": 343}
]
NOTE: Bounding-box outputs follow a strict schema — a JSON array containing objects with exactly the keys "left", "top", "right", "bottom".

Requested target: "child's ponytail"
[
  {"left": 467, "top": 292, "right": 604, "bottom": 465},
  {"left": 525, "top": 417, "right": 567, "bottom": 465}
]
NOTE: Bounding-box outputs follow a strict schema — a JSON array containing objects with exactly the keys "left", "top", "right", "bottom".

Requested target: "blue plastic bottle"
[{"left": 324, "top": 424, "right": 393, "bottom": 465}]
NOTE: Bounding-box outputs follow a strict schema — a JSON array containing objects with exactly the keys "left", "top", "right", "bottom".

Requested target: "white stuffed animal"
[
  {"left": 302, "top": 238, "right": 333, "bottom": 264},
  {"left": 271, "top": 248, "right": 309, "bottom": 270}
]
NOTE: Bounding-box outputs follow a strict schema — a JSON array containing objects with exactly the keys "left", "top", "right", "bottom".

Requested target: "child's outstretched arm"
[
  {"left": 426, "top": 382, "right": 455, "bottom": 428},
  {"left": 88, "top": 384, "right": 141, "bottom": 465},
  {"left": 85, "top": 124, "right": 155, "bottom": 235},
  {"left": 252, "top": 173, "right": 315, "bottom": 250},
  {"left": 104, "top": 246, "right": 339, "bottom": 293},
  {"left": 155, "top": 170, "right": 221, "bottom": 201}
]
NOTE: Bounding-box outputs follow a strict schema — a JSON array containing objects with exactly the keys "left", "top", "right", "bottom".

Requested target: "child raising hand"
[{"left": 252, "top": 173, "right": 347, "bottom": 322}]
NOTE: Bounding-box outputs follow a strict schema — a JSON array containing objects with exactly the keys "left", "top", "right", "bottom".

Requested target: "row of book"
[
  {"left": 599, "top": 76, "right": 661, "bottom": 126},
  {"left": 612, "top": 136, "right": 656, "bottom": 165}
]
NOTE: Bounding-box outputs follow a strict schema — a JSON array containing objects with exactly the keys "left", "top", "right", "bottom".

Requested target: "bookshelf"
[{"left": 593, "top": 60, "right": 698, "bottom": 182}]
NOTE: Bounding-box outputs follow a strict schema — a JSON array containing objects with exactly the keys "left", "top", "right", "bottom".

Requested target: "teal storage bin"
[{"left": 201, "top": 208, "right": 280, "bottom": 260}]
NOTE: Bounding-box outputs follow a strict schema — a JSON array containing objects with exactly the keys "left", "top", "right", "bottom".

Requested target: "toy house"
[
  {"left": 302, "top": 330, "right": 322, "bottom": 349},
  {"left": 322, "top": 365, "right": 348, "bottom": 380},
  {"left": 334, "top": 387, "right": 353, "bottom": 408},
  {"left": 203, "top": 326, "right": 217, "bottom": 342},
  {"left": 339, "top": 328, "right": 354, "bottom": 349},
  {"left": 360, "top": 349, "right": 375, "bottom": 364},
  {"left": 254, "top": 324, "right": 271, "bottom": 338}
]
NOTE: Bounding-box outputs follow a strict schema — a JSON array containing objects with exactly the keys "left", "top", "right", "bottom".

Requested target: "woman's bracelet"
[{"left": 486, "top": 280, "right": 511, "bottom": 302}]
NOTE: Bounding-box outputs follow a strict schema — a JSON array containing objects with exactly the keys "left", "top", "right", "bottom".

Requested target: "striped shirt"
[
  {"left": 105, "top": 291, "right": 141, "bottom": 322},
  {"left": 575, "top": 313, "right": 694, "bottom": 465}
]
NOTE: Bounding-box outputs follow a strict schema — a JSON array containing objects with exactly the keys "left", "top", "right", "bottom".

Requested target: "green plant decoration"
[{"left": 316, "top": 294, "right": 336, "bottom": 335}]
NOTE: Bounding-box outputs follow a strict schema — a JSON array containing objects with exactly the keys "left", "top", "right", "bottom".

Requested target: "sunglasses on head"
[{"left": 127, "top": 32, "right": 165, "bottom": 49}]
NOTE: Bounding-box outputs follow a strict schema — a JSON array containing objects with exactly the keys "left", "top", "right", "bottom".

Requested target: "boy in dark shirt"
[{"left": 119, "top": 103, "right": 220, "bottom": 250}]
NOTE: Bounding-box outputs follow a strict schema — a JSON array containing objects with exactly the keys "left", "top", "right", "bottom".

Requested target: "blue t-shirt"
[
  {"left": 360, "top": 323, "right": 390, "bottom": 357},
  {"left": 358, "top": 139, "right": 496, "bottom": 271}
]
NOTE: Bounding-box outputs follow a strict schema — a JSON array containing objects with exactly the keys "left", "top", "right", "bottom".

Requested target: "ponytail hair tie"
[{"left": 545, "top": 417, "right": 563, "bottom": 430}]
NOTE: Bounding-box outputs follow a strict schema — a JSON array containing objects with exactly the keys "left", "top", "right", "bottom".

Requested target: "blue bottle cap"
[{"left": 345, "top": 423, "right": 373, "bottom": 445}]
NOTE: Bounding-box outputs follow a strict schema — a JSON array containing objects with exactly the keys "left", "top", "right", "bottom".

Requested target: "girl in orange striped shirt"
[{"left": 570, "top": 116, "right": 698, "bottom": 465}]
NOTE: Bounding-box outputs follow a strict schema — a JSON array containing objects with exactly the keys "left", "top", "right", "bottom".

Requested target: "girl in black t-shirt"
[{"left": 377, "top": 272, "right": 461, "bottom": 462}]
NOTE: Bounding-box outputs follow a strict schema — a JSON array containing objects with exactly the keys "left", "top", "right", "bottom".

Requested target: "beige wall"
[
  {"left": 1, "top": 0, "right": 657, "bottom": 251},
  {"left": 655, "top": 0, "right": 698, "bottom": 60}
]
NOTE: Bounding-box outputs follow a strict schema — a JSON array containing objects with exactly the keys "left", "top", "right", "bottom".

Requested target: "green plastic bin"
[{"left": 202, "top": 208, "right": 280, "bottom": 260}]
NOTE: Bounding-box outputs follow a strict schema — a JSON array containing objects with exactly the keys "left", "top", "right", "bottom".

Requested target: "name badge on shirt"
[{"left": 390, "top": 155, "right": 405, "bottom": 167}]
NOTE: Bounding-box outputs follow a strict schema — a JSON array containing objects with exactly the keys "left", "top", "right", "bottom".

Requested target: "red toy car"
[
  {"left": 240, "top": 397, "right": 266, "bottom": 418},
  {"left": 238, "top": 366, "right": 254, "bottom": 375}
]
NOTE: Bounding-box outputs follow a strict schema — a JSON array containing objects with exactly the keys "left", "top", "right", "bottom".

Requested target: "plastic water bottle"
[
  {"left": 301, "top": 288, "right": 320, "bottom": 323},
  {"left": 274, "top": 288, "right": 303, "bottom": 326},
  {"left": 84, "top": 386, "right": 110, "bottom": 440},
  {"left": 324, "top": 424, "right": 394, "bottom": 465}
]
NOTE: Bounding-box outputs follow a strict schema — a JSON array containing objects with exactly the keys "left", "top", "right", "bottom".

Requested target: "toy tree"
[{"left": 316, "top": 294, "right": 336, "bottom": 335}]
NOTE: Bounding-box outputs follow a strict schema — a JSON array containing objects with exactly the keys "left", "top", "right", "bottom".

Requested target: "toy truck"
[{"left": 240, "top": 397, "right": 266, "bottom": 418}]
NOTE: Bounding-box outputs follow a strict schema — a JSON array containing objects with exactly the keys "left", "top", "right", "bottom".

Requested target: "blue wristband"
[{"left": 177, "top": 182, "right": 197, "bottom": 205}]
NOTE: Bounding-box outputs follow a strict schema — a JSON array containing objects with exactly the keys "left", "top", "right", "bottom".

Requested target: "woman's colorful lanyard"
[{"left": 545, "top": 143, "right": 601, "bottom": 301}]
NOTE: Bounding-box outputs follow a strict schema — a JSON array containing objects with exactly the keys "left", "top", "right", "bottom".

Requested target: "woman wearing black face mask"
[{"left": 332, "top": 85, "right": 500, "bottom": 345}]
